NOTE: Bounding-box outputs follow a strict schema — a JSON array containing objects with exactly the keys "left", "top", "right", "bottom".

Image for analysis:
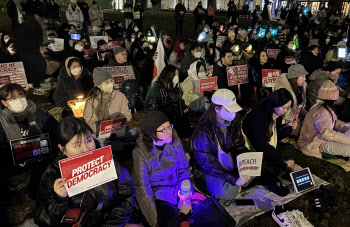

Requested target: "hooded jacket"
[
  {"left": 180, "top": 60, "right": 205, "bottom": 106},
  {"left": 89, "top": 5, "right": 103, "bottom": 27},
  {"left": 300, "top": 50, "right": 322, "bottom": 76},
  {"left": 66, "top": 4, "right": 84, "bottom": 25},
  {"left": 53, "top": 57, "right": 94, "bottom": 107},
  {"left": 180, "top": 51, "right": 199, "bottom": 79},
  {"left": 298, "top": 100, "right": 350, "bottom": 159},
  {"left": 34, "top": 152, "right": 136, "bottom": 226},
  {"left": 131, "top": 130, "right": 190, "bottom": 226}
]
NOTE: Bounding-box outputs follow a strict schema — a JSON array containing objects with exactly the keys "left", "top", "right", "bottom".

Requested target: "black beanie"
[{"left": 140, "top": 111, "right": 169, "bottom": 137}]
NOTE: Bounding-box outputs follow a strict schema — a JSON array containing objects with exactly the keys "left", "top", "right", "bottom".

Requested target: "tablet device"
[
  {"left": 290, "top": 167, "right": 315, "bottom": 193},
  {"left": 70, "top": 33, "right": 81, "bottom": 41},
  {"left": 338, "top": 47, "right": 346, "bottom": 58}
]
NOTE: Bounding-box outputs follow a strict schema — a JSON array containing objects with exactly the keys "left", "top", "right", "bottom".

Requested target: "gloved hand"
[{"left": 236, "top": 175, "right": 250, "bottom": 186}]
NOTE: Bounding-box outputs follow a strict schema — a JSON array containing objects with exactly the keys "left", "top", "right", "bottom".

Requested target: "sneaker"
[
  {"left": 289, "top": 209, "right": 314, "bottom": 227},
  {"left": 272, "top": 206, "right": 297, "bottom": 227}
]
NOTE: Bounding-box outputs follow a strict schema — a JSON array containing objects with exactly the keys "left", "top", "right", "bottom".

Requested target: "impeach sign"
[
  {"left": 262, "top": 69, "right": 281, "bottom": 88},
  {"left": 59, "top": 146, "right": 118, "bottom": 197},
  {"left": 98, "top": 118, "right": 126, "bottom": 138},
  {"left": 237, "top": 152, "right": 263, "bottom": 177},
  {"left": 226, "top": 65, "right": 249, "bottom": 86},
  {"left": 0, "top": 62, "right": 29, "bottom": 90},
  {"left": 103, "top": 65, "right": 136, "bottom": 90}
]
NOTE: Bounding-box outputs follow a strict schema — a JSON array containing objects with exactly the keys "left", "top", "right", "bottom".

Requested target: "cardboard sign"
[
  {"left": 98, "top": 118, "right": 127, "bottom": 138},
  {"left": 0, "top": 62, "right": 29, "bottom": 90},
  {"left": 90, "top": 36, "right": 109, "bottom": 49},
  {"left": 293, "top": 103, "right": 304, "bottom": 121},
  {"left": 226, "top": 65, "right": 249, "bottom": 86},
  {"left": 10, "top": 134, "right": 51, "bottom": 165},
  {"left": 48, "top": 38, "right": 64, "bottom": 52},
  {"left": 237, "top": 152, "right": 263, "bottom": 177},
  {"left": 97, "top": 49, "right": 113, "bottom": 61},
  {"left": 216, "top": 36, "right": 226, "bottom": 48},
  {"left": 267, "top": 49, "right": 281, "bottom": 59},
  {"left": 108, "top": 41, "right": 123, "bottom": 49},
  {"left": 207, "top": 9, "right": 215, "bottom": 16},
  {"left": 59, "top": 146, "right": 118, "bottom": 197},
  {"left": 285, "top": 56, "right": 296, "bottom": 64},
  {"left": 199, "top": 77, "right": 217, "bottom": 93},
  {"left": 103, "top": 66, "right": 136, "bottom": 90},
  {"left": 262, "top": 69, "right": 281, "bottom": 88}
]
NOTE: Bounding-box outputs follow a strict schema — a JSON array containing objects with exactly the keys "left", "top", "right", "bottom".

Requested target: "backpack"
[{"left": 121, "top": 79, "right": 142, "bottom": 111}]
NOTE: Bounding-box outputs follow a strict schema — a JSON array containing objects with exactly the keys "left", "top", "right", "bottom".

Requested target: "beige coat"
[
  {"left": 180, "top": 60, "right": 204, "bottom": 106},
  {"left": 83, "top": 90, "right": 132, "bottom": 133},
  {"left": 297, "top": 100, "right": 350, "bottom": 159}
]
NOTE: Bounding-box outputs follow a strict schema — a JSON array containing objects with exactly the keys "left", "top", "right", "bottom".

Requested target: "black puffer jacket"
[
  {"left": 34, "top": 152, "right": 136, "bottom": 227},
  {"left": 191, "top": 122, "right": 246, "bottom": 185}
]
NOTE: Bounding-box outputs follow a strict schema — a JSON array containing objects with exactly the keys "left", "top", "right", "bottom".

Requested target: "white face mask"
[
  {"left": 134, "top": 28, "right": 139, "bottom": 32},
  {"left": 71, "top": 67, "right": 81, "bottom": 76},
  {"left": 75, "top": 44, "right": 84, "bottom": 52},
  {"left": 8, "top": 48, "right": 15, "bottom": 55},
  {"left": 198, "top": 71, "right": 208, "bottom": 79},
  {"left": 219, "top": 108, "right": 236, "bottom": 122},
  {"left": 9, "top": 98, "right": 28, "bottom": 113},
  {"left": 147, "top": 32, "right": 151, "bottom": 36},
  {"left": 326, "top": 39, "right": 330, "bottom": 44},
  {"left": 194, "top": 51, "right": 201, "bottom": 58},
  {"left": 288, "top": 44, "right": 294, "bottom": 49},
  {"left": 101, "top": 83, "right": 114, "bottom": 93},
  {"left": 172, "top": 75, "right": 179, "bottom": 87},
  {"left": 4, "top": 38, "right": 10, "bottom": 43}
]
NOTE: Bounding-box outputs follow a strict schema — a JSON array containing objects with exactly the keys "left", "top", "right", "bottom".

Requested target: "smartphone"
[
  {"left": 70, "top": 33, "right": 81, "bottom": 41},
  {"left": 235, "top": 199, "right": 255, "bottom": 206},
  {"left": 338, "top": 47, "right": 346, "bottom": 58}
]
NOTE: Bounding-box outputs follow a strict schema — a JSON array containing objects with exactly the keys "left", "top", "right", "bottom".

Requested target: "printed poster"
[
  {"left": 216, "top": 36, "right": 226, "bottom": 48},
  {"left": 285, "top": 56, "right": 297, "bottom": 64},
  {"left": 108, "top": 41, "right": 123, "bottom": 49},
  {"left": 199, "top": 77, "right": 217, "bottom": 93},
  {"left": 0, "top": 62, "right": 29, "bottom": 90},
  {"left": 262, "top": 69, "right": 281, "bottom": 88},
  {"left": 48, "top": 38, "right": 64, "bottom": 52},
  {"left": 59, "top": 146, "right": 118, "bottom": 197},
  {"left": 98, "top": 118, "right": 127, "bottom": 138},
  {"left": 226, "top": 65, "right": 249, "bottom": 86},
  {"left": 237, "top": 152, "right": 263, "bottom": 177},
  {"left": 103, "top": 65, "right": 135, "bottom": 90},
  {"left": 90, "top": 36, "right": 109, "bottom": 49}
]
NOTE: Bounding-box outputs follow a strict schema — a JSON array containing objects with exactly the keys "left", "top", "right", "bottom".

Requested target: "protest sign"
[
  {"left": 0, "top": 62, "right": 29, "bottom": 90},
  {"left": 262, "top": 69, "right": 281, "bottom": 88},
  {"left": 48, "top": 38, "right": 64, "bottom": 52},
  {"left": 10, "top": 134, "right": 51, "bottom": 165},
  {"left": 226, "top": 65, "right": 249, "bottom": 86},
  {"left": 293, "top": 103, "right": 304, "bottom": 121},
  {"left": 103, "top": 66, "right": 135, "bottom": 90},
  {"left": 59, "top": 146, "right": 118, "bottom": 197},
  {"left": 216, "top": 36, "right": 226, "bottom": 48},
  {"left": 98, "top": 118, "right": 127, "bottom": 138},
  {"left": 285, "top": 56, "right": 297, "bottom": 64},
  {"left": 237, "top": 152, "right": 263, "bottom": 177},
  {"left": 207, "top": 9, "right": 215, "bottom": 16},
  {"left": 198, "top": 77, "right": 217, "bottom": 93},
  {"left": 108, "top": 41, "right": 123, "bottom": 49},
  {"left": 97, "top": 49, "right": 113, "bottom": 61},
  {"left": 90, "top": 36, "right": 109, "bottom": 49},
  {"left": 267, "top": 49, "right": 281, "bottom": 59}
]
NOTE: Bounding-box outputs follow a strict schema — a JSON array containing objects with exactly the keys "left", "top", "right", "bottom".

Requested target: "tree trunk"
[{"left": 328, "top": 0, "right": 343, "bottom": 13}]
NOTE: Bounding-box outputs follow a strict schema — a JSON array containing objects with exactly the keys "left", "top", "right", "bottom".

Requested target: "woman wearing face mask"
[
  {"left": 274, "top": 39, "right": 295, "bottom": 73},
  {"left": 0, "top": 84, "right": 59, "bottom": 203},
  {"left": 34, "top": 116, "right": 142, "bottom": 227},
  {"left": 191, "top": 89, "right": 253, "bottom": 200},
  {"left": 133, "top": 1, "right": 144, "bottom": 32},
  {"left": 133, "top": 40, "right": 150, "bottom": 72},
  {"left": 146, "top": 65, "right": 193, "bottom": 138},
  {"left": 169, "top": 40, "right": 185, "bottom": 69},
  {"left": 53, "top": 57, "right": 94, "bottom": 108},
  {"left": 329, "top": 8, "right": 343, "bottom": 26},
  {"left": 242, "top": 88, "right": 297, "bottom": 197}
]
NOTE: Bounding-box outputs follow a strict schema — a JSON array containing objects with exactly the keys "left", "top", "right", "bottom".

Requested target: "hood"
[
  {"left": 64, "top": 57, "right": 82, "bottom": 77},
  {"left": 309, "top": 69, "right": 337, "bottom": 83},
  {"left": 67, "top": 4, "right": 81, "bottom": 12},
  {"left": 187, "top": 60, "right": 205, "bottom": 82}
]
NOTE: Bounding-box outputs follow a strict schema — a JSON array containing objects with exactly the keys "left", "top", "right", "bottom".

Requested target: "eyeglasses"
[
  {"left": 156, "top": 124, "right": 173, "bottom": 134},
  {"left": 6, "top": 94, "right": 25, "bottom": 102}
]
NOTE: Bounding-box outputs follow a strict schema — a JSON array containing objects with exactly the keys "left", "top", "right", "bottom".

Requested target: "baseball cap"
[{"left": 211, "top": 89, "right": 242, "bottom": 112}]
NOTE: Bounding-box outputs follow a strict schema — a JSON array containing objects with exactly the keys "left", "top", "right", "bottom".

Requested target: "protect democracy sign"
[
  {"left": 59, "top": 146, "right": 118, "bottom": 197},
  {"left": 103, "top": 65, "right": 136, "bottom": 90},
  {"left": 98, "top": 118, "right": 126, "bottom": 138}
]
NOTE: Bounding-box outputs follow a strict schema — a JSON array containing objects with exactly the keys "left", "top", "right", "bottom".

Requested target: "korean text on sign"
[
  {"left": 262, "top": 69, "right": 281, "bottom": 88},
  {"left": 226, "top": 65, "right": 249, "bottom": 86}
]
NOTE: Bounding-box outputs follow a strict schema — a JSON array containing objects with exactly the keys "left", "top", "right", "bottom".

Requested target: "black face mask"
[{"left": 143, "top": 47, "right": 150, "bottom": 52}]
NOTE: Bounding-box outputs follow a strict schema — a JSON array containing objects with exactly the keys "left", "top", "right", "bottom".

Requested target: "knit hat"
[
  {"left": 211, "top": 89, "right": 242, "bottom": 112},
  {"left": 228, "top": 31, "right": 235, "bottom": 38},
  {"left": 308, "top": 39, "right": 319, "bottom": 47},
  {"left": 318, "top": 80, "right": 339, "bottom": 101},
  {"left": 337, "top": 40, "right": 346, "bottom": 47},
  {"left": 93, "top": 67, "right": 113, "bottom": 86},
  {"left": 287, "top": 64, "right": 309, "bottom": 79},
  {"left": 113, "top": 46, "right": 126, "bottom": 55},
  {"left": 140, "top": 111, "right": 169, "bottom": 137}
]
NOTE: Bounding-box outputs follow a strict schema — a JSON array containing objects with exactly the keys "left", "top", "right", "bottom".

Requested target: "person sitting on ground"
[
  {"left": 65, "top": 0, "right": 84, "bottom": 31},
  {"left": 180, "top": 43, "right": 202, "bottom": 81},
  {"left": 133, "top": 40, "right": 150, "bottom": 72},
  {"left": 275, "top": 64, "right": 308, "bottom": 136},
  {"left": 221, "top": 30, "right": 241, "bottom": 53},
  {"left": 298, "top": 80, "right": 350, "bottom": 159},
  {"left": 191, "top": 89, "right": 252, "bottom": 200},
  {"left": 168, "top": 40, "right": 185, "bottom": 69},
  {"left": 242, "top": 88, "right": 297, "bottom": 197},
  {"left": 53, "top": 57, "right": 94, "bottom": 108},
  {"left": 299, "top": 39, "right": 322, "bottom": 77},
  {"left": 131, "top": 110, "right": 191, "bottom": 227},
  {"left": 34, "top": 116, "right": 142, "bottom": 226},
  {"left": 214, "top": 49, "right": 234, "bottom": 90},
  {"left": 274, "top": 39, "right": 294, "bottom": 74}
]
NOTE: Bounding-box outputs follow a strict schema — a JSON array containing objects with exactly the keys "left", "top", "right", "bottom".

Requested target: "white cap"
[{"left": 211, "top": 89, "right": 242, "bottom": 112}]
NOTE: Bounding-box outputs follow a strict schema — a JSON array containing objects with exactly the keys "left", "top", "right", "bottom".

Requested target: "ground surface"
[{"left": 1, "top": 9, "right": 350, "bottom": 227}]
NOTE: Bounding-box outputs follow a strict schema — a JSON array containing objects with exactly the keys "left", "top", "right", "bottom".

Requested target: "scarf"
[
  {"left": 173, "top": 40, "right": 185, "bottom": 63},
  {"left": 0, "top": 100, "right": 42, "bottom": 141},
  {"left": 95, "top": 91, "right": 113, "bottom": 121}
]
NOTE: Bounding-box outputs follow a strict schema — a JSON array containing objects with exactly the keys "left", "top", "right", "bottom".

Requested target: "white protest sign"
[
  {"left": 90, "top": 36, "right": 109, "bottom": 49},
  {"left": 0, "top": 62, "right": 29, "bottom": 90},
  {"left": 103, "top": 65, "right": 136, "bottom": 90},
  {"left": 237, "top": 152, "right": 263, "bottom": 177},
  {"left": 48, "top": 38, "right": 64, "bottom": 52}
]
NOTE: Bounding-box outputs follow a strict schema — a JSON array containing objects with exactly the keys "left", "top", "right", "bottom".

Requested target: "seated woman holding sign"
[
  {"left": 242, "top": 88, "right": 297, "bottom": 197},
  {"left": 275, "top": 64, "right": 308, "bottom": 136},
  {"left": 83, "top": 67, "right": 138, "bottom": 155},
  {"left": 0, "top": 84, "right": 58, "bottom": 208},
  {"left": 35, "top": 116, "right": 142, "bottom": 227},
  {"left": 191, "top": 89, "right": 253, "bottom": 200}
]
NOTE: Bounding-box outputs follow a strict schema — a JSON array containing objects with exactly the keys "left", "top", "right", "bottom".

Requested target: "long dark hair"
[
  {"left": 156, "top": 65, "right": 179, "bottom": 92},
  {"left": 85, "top": 86, "right": 108, "bottom": 121},
  {"left": 289, "top": 77, "right": 305, "bottom": 105},
  {"left": 57, "top": 116, "right": 92, "bottom": 148},
  {"left": 320, "top": 99, "right": 336, "bottom": 122}
]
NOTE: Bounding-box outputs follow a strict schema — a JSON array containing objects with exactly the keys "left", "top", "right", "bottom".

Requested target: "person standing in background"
[
  {"left": 123, "top": 0, "right": 133, "bottom": 29},
  {"left": 76, "top": 0, "right": 89, "bottom": 32},
  {"left": 175, "top": 0, "right": 186, "bottom": 36}
]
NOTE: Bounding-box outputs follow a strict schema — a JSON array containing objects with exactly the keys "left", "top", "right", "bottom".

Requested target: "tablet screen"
[{"left": 290, "top": 168, "right": 315, "bottom": 193}]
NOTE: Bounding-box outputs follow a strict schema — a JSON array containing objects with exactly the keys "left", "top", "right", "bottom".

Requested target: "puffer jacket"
[
  {"left": 191, "top": 122, "right": 246, "bottom": 185},
  {"left": 34, "top": 152, "right": 136, "bottom": 226},
  {"left": 53, "top": 57, "right": 94, "bottom": 107},
  {"left": 298, "top": 100, "right": 350, "bottom": 159},
  {"left": 131, "top": 130, "right": 190, "bottom": 226},
  {"left": 83, "top": 90, "right": 132, "bottom": 133},
  {"left": 180, "top": 60, "right": 204, "bottom": 106},
  {"left": 66, "top": 4, "right": 84, "bottom": 27},
  {"left": 89, "top": 6, "right": 103, "bottom": 27}
]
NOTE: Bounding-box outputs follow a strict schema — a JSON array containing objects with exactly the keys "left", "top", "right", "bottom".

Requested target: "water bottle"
[{"left": 177, "top": 180, "right": 192, "bottom": 214}]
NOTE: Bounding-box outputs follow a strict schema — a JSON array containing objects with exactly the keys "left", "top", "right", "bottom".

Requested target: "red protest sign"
[
  {"left": 226, "top": 65, "right": 249, "bottom": 86},
  {"left": 98, "top": 118, "right": 126, "bottom": 138},
  {"left": 103, "top": 66, "right": 135, "bottom": 90},
  {"left": 267, "top": 49, "right": 281, "bottom": 59},
  {"left": 285, "top": 56, "right": 296, "bottom": 64},
  {"left": 207, "top": 9, "right": 215, "bottom": 16},
  {"left": 262, "top": 69, "right": 281, "bottom": 88},
  {"left": 293, "top": 103, "right": 304, "bottom": 121},
  {"left": 0, "top": 62, "right": 29, "bottom": 90},
  {"left": 199, "top": 77, "right": 217, "bottom": 93},
  {"left": 59, "top": 146, "right": 118, "bottom": 197}
]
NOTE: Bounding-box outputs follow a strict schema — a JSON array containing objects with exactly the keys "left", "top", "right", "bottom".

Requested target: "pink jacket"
[{"left": 298, "top": 100, "right": 350, "bottom": 159}]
